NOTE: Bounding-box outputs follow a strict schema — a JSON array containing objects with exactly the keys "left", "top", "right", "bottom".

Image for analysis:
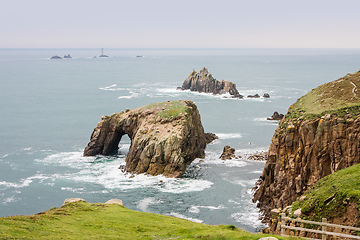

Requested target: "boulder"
[
  {"left": 220, "top": 145, "right": 236, "bottom": 160},
  {"left": 179, "top": 67, "right": 243, "bottom": 99},
  {"left": 263, "top": 93, "right": 270, "bottom": 98},
  {"left": 105, "top": 199, "right": 124, "bottom": 206},
  {"left": 62, "top": 198, "right": 86, "bottom": 207},
  {"left": 84, "top": 100, "right": 209, "bottom": 178},
  {"left": 293, "top": 209, "right": 302, "bottom": 218}
]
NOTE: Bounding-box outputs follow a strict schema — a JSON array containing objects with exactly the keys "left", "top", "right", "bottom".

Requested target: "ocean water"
[{"left": 1, "top": 48, "right": 360, "bottom": 232}]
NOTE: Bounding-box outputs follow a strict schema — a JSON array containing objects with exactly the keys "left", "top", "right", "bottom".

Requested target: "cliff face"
[
  {"left": 180, "top": 67, "right": 243, "bottom": 98},
  {"left": 84, "top": 100, "right": 209, "bottom": 177},
  {"left": 253, "top": 70, "right": 360, "bottom": 219}
]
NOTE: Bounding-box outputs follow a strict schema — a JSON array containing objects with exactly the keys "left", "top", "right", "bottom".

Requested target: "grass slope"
[
  {"left": 285, "top": 70, "right": 360, "bottom": 121},
  {"left": 291, "top": 163, "right": 360, "bottom": 222},
  {"left": 0, "top": 201, "right": 301, "bottom": 240}
]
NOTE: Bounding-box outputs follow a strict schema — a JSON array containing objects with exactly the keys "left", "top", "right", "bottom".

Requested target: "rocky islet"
[{"left": 84, "top": 100, "right": 216, "bottom": 178}]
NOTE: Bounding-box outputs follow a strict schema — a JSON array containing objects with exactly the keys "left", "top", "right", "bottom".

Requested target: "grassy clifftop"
[
  {"left": 291, "top": 163, "right": 360, "bottom": 223},
  {"left": 0, "top": 201, "right": 299, "bottom": 239},
  {"left": 286, "top": 70, "right": 360, "bottom": 121}
]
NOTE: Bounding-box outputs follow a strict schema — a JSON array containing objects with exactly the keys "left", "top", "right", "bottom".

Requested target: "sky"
[{"left": 1, "top": 0, "right": 360, "bottom": 48}]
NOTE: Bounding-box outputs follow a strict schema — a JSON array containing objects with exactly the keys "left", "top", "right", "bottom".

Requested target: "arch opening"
[{"left": 117, "top": 134, "right": 131, "bottom": 156}]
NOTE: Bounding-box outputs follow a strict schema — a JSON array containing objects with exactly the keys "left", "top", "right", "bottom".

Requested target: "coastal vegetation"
[
  {"left": 284, "top": 70, "right": 360, "bottom": 122},
  {"left": 0, "top": 201, "right": 300, "bottom": 239},
  {"left": 291, "top": 163, "right": 360, "bottom": 223},
  {"left": 139, "top": 100, "right": 189, "bottom": 119}
]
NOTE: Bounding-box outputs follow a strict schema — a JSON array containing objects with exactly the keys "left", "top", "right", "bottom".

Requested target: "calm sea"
[{"left": 1, "top": 48, "right": 360, "bottom": 232}]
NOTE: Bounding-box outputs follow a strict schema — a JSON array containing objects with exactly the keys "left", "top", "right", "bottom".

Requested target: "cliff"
[
  {"left": 84, "top": 100, "right": 212, "bottom": 177},
  {"left": 179, "top": 67, "right": 243, "bottom": 98},
  {"left": 253, "top": 70, "right": 360, "bottom": 220}
]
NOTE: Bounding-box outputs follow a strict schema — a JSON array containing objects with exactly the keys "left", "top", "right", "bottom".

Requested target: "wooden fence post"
[
  {"left": 281, "top": 213, "right": 286, "bottom": 236},
  {"left": 322, "top": 218, "right": 327, "bottom": 240}
]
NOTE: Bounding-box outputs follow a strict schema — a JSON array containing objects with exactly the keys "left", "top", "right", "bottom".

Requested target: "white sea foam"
[
  {"left": 203, "top": 151, "right": 249, "bottom": 168},
  {"left": 154, "top": 178, "right": 213, "bottom": 193},
  {"left": 0, "top": 174, "right": 52, "bottom": 189},
  {"left": 60, "top": 187, "right": 86, "bottom": 193},
  {"left": 229, "top": 178, "right": 259, "bottom": 187},
  {"left": 99, "top": 84, "right": 129, "bottom": 91},
  {"left": 188, "top": 204, "right": 225, "bottom": 214},
  {"left": 37, "top": 151, "right": 213, "bottom": 193},
  {"left": 168, "top": 212, "right": 203, "bottom": 223},
  {"left": 36, "top": 151, "right": 89, "bottom": 168},
  {"left": 231, "top": 211, "right": 267, "bottom": 230},
  {"left": 2, "top": 196, "right": 19, "bottom": 204},
  {"left": 136, "top": 197, "right": 163, "bottom": 212},
  {"left": 118, "top": 91, "right": 140, "bottom": 99},
  {"left": 215, "top": 133, "right": 242, "bottom": 139}
]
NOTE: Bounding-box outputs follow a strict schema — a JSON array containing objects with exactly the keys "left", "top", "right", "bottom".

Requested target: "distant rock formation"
[
  {"left": 220, "top": 145, "right": 236, "bottom": 160},
  {"left": 247, "top": 94, "right": 260, "bottom": 98},
  {"left": 253, "top": 70, "right": 360, "bottom": 222},
  {"left": 51, "top": 55, "right": 62, "bottom": 59},
  {"left": 267, "top": 112, "right": 284, "bottom": 121},
  {"left": 179, "top": 67, "right": 243, "bottom": 99},
  {"left": 247, "top": 93, "right": 270, "bottom": 98},
  {"left": 63, "top": 54, "right": 72, "bottom": 59},
  {"left": 84, "top": 100, "right": 216, "bottom": 178}
]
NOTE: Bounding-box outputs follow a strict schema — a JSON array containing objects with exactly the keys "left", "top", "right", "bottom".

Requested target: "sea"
[{"left": 1, "top": 48, "right": 360, "bottom": 232}]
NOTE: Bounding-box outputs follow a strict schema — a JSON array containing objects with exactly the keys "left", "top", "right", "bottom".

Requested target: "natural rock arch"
[{"left": 84, "top": 100, "right": 215, "bottom": 177}]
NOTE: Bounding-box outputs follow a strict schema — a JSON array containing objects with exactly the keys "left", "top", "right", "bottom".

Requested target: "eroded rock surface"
[
  {"left": 220, "top": 145, "right": 236, "bottom": 160},
  {"left": 179, "top": 67, "right": 243, "bottom": 98},
  {"left": 253, "top": 71, "right": 360, "bottom": 221},
  {"left": 84, "top": 100, "right": 213, "bottom": 177}
]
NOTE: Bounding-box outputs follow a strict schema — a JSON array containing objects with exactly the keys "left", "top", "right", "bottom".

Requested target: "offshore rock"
[
  {"left": 205, "top": 132, "right": 218, "bottom": 144},
  {"left": 220, "top": 145, "right": 236, "bottom": 160},
  {"left": 180, "top": 67, "right": 243, "bottom": 99},
  {"left": 267, "top": 111, "right": 284, "bottom": 121},
  {"left": 84, "top": 100, "right": 209, "bottom": 178},
  {"left": 253, "top": 70, "right": 360, "bottom": 221}
]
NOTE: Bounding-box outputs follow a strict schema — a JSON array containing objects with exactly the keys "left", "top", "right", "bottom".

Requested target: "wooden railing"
[{"left": 281, "top": 213, "right": 360, "bottom": 239}]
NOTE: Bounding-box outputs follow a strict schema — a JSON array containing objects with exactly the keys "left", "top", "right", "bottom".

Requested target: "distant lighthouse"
[{"left": 99, "top": 48, "right": 108, "bottom": 58}]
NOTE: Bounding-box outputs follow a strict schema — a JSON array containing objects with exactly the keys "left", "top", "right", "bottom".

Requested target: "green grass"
[
  {"left": 291, "top": 163, "right": 360, "bottom": 223},
  {"left": 284, "top": 71, "right": 360, "bottom": 121},
  {"left": 140, "top": 100, "right": 189, "bottom": 119},
  {"left": 0, "top": 201, "right": 301, "bottom": 239}
]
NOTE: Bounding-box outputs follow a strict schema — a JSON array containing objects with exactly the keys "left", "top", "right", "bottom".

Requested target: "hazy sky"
[{"left": 2, "top": 0, "right": 360, "bottom": 48}]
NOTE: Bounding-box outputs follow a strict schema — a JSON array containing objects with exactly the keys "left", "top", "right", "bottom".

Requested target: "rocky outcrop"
[
  {"left": 253, "top": 71, "right": 360, "bottom": 221},
  {"left": 267, "top": 112, "right": 284, "bottom": 121},
  {"left": 205, "top": 133, "right": 218, "bottom": 144},
  {"left": 84, "top": 100, "right": 214, "bottom": 178},
  {"left": 254, "top": 114, "right": 360, "bottom": 220},
  {"left": 247, "top": 94, "right": 260, "bottom": 98},
  {"left": 220, "top": 145, "right": 236, "bottom": 160},
  {"left": 179, "top": 67, "right": 243, "bottom": 99}
]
